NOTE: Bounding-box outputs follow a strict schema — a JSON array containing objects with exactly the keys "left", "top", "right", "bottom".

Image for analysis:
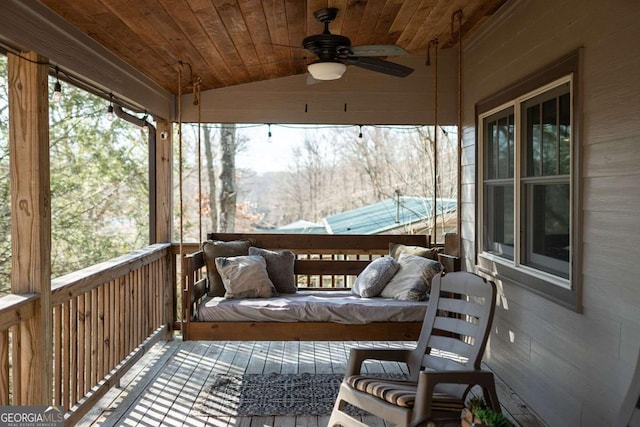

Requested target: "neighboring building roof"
[
  {"left": 273, "top": 220, "right": 327, "bottom": 234},
  {"left": 323, "top": 197, "right": 457, "bottom": 235}
]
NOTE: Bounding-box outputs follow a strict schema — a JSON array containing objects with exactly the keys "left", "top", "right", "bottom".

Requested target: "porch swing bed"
[{"left": 182, "top": 232, "right": 460, "bottom": 341}]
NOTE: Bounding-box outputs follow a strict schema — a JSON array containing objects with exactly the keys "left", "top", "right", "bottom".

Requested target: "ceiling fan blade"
[
  {"left": 267, "top": 42, "right": 309, "bottom": 51},
  {"left": 343, "top": 56, "right": 414, "bottom": 77},
  {"left": 349, "top": 45, "right": 408, "bottom": 57}
]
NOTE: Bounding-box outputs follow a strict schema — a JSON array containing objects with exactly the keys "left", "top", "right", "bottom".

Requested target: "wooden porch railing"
[
  {"left": 0, "top": 237, "right": 457, "bottom": 422},
  {"left": 0, "top": 243, "right": 173, "bottom": 424}
]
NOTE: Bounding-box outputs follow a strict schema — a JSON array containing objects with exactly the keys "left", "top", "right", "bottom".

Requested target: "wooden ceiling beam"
[{"left": 2, "top": 0, "right": 173, "bottom": 119}]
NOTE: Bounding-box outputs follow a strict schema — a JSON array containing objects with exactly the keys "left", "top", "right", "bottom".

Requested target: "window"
[
  {"left": 476, "top": 51, "right": 580, "bottom": 310},
  {"left": 521, "top": 84, "right": 571, "bottom": 278}
]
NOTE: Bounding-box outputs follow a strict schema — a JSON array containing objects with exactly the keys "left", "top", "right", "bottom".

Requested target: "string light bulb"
[
  {"left": 51, "top": 67, "right": 62, "bottom": 103},
  {"left": 107, "top": 94, "right": 115, "bottom": 121},
  {"left": 267, "top": 123, "right": 272, "bottom": 143}
]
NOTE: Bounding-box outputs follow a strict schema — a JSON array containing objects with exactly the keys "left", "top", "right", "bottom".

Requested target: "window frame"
[{"left": 475, "top": 50, "right": 582, "bottom": 312}]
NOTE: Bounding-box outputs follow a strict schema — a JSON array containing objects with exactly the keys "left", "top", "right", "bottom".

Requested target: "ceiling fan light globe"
[{"left": 307, "top": 61, "right": 347, "bottom": 80}]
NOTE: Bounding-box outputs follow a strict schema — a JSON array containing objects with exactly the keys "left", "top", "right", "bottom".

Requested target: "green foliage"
[
  {"left": 466, "top": 396, "right": 488, "bottom": 413},
  {"left": 0, "top": 55, "right": 149, "bottom": 293},
  {"left": 465, "top": 397, "right": 514, "bottom": 427},
  {"left": 49, "top": 84, "right": 149, "bottom": 278},
  {"left": 473, "top": 407, "right": 515, "bottom": 427}
]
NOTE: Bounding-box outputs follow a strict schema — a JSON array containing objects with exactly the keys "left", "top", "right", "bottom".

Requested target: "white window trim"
[{"left": 478, "top": 75, "right": 573, "bottom": 290}]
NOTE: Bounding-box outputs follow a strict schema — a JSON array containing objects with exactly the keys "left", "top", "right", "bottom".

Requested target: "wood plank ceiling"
[{"left": 40, "top": 0, "right": 507, "bottom": 94}]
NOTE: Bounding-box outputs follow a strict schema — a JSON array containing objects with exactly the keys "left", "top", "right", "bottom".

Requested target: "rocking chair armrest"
[
  {"left": 345, "top": 348, "right": 413, "bottom": 377},
  {"left": 415, "top": 370, "right": 501, "bottom": 413}
]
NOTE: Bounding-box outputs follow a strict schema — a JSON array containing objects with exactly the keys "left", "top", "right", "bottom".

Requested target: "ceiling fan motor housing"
[
  {"left": 303, "top": 34, "right": 351, "bottom": 60},
  {"left": 303, "top": 8, "right": 352, "bottom": 61}
]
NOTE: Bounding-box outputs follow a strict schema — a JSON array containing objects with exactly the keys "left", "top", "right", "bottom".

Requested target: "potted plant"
[{"left": 461, "top": 397, "right": 514, "bottom": 427}]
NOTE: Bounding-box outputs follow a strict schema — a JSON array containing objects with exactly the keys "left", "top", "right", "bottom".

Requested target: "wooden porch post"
[
  {"left": 155, "top": 120, "right": 173, "bottom": 243},
  {"left": 8, "top": 51, "right": 53, "bottom": 405},
  {"left": 155, "top": 120, "right": 175, "bottom": 339}
]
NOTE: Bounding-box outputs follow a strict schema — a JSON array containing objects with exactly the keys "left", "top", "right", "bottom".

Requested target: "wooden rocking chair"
[{"left": 328, "top": 271, "right": 500, "bottom": 427}]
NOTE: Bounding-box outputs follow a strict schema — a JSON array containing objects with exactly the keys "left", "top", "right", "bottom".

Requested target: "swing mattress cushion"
[{"left": 195, "top": 290, "right": 428, "bottom": 324}]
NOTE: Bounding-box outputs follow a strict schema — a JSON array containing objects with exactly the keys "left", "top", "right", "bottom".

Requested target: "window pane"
[
  {"left": 486, "top": 121, "right": 497, "bottom": 179},
  {"left": 484, "top": 184, "right": 514, "bottom": 259},
  {"left": 485, "top": 112, "right": 514, "bottom": 180},
  {"left": 542, "top": 99, "right": 558, "bottom": 175},
  {"left": 526, "top": 183, "right": 570, "bottom": 277},
  {"left": 526, "top": 104, "right": 541, "bottom": 176},
  {"left": 507, "top": 114, "right": 514, "bottom": 178},
  {"left": 498, "top": 116, "right": 509, "bottom": 179},
  {"left": 559, "top": 93, "right": 571, "bottom": 175}
]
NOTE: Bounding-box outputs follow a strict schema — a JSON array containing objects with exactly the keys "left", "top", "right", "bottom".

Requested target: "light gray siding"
[
  {"left": 180, "top": 52, "right": 459, "bottom": 125},
  {"left": 461, "top": 0, "right": 640, "bottom": 425}
]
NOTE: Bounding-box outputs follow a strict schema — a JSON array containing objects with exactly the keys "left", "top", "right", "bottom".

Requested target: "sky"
[
  {"left": 235, "top": 124, "right": 300, "bottom": 173},
  {"left": 235, "top": 123, "right": 362, "bottom": 174},
  {"left": 200, "top": 123, "right": 450, "bottom": 174}
]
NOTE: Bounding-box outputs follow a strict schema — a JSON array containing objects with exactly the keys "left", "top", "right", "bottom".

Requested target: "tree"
[
  {"left": 218, "top": 124, "right": 237, "bottom": 232},
  {"left": 48, "top": 84, "right": 149, "bottom": 275},
  {"left": 0, "top": 55, "right": 149, "bottom": 294},
  {"left": 176, "top": 123, "right": 458, "bottom": 238},
  {"left": 282, "top": 131, "right": 344, "bottom": 223},
  {"left": 203, "top": 124, "right": 218, "bottom": 232}
]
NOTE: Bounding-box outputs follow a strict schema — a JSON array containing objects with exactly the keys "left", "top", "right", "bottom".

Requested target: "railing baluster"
[
  {"left": 136, "top": 270, "right": 142, "bottom": 345},
  {"left": 124, "top": 273, "right": 131, "bottom": 354},
  {"left": 54, "top": 305, "right": 62, "bottom": 406},
  {"left": 84, "top": 293, "right": 92, "bottom": 396},
  {"left": 62, "top": 301, "right": 70, "bottom": 411},
  {"left": 119, "top": 277, "right": 125, "bottom": 362},
  {"left": 0, "top": 329, "right": 9, "bottom": 405},
  {"left": 98, "top": 284, "right": 105, "bottom": 380},
  {"left": 70, "top": 298, "right": 78, "bottom": 407},
  {"left": 91, "top": 288, "right": 98, "bottom": 387},
  {"left": 77, "top": 294, "right": 85, "bottom": 399},
  {"left": 109, "top": 280, "right": 116, "bottom": 374},
  {"left": 144, "top": 266, "right": 149, "bottom": 336}
]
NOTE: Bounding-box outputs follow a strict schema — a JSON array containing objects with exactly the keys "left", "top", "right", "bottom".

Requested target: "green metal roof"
[{"left": 323, "top": 197, "right": 456, "bottom": 235}]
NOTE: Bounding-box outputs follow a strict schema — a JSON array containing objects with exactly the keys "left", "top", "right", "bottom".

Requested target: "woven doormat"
[{"left": 193, "top": 372, "right": 406, "bottom": 417}]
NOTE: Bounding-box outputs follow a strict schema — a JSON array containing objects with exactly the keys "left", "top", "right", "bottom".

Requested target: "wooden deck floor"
[{"left": 78, "top": 337, "right": 547, "bottom": 427}]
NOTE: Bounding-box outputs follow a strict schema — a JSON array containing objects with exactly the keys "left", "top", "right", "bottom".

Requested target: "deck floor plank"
[
  {"left": 79, "top": 337, "right": 546, "bottom": 427},
  {"left": 79, "top": 339, "right": 183, "bottom": 426}
]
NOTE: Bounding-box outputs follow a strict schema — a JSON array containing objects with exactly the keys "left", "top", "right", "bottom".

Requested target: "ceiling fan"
[{"left": 302, "top": 8, "right": 414, "bottom": 81}]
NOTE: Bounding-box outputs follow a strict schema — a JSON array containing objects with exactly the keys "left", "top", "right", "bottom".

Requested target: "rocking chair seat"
[{"left": 346, "top": 375, "right": 466, "bottom": 413}]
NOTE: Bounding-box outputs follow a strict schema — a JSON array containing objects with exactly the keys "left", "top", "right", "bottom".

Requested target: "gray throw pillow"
[
  {"left": 352, "top": 257, "right": 400, "bottom": 298},
  {"left": 248, "top": 247, "right": 297, "bottom": 294},
  {"left": 380, "top": 253, "right": 443, "bottom": 301},
  {"left": 215, "top": 255, "right": 278, "bottom": 299},
  {"left": 202, "top": 239, "right": 254, "bottom": 296},
  {"left": 389, "top": 243, "right": 441, "bottom": 261}
]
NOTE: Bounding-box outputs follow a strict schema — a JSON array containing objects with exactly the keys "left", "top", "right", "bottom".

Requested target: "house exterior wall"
[
  {"left": 180, "top": 52, "right": 459, "bottom": 125},
  {"left": 461, "top": 0, "right": 640, "bottom": 425}
]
